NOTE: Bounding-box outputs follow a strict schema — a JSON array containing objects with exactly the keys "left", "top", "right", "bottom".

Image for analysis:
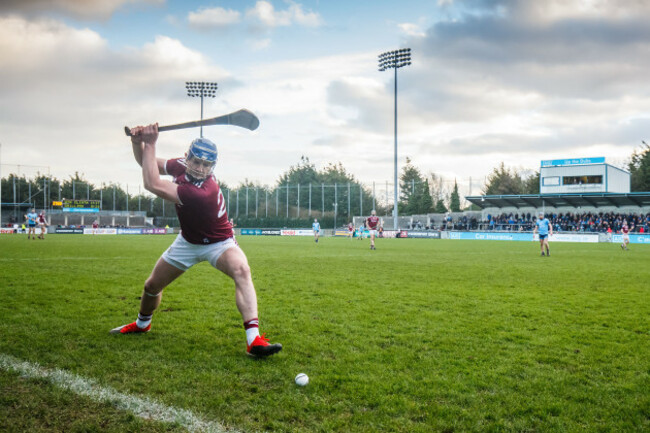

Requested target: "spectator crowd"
[{"left": 480, "top": 211, "right": 650, "bottom": 233}]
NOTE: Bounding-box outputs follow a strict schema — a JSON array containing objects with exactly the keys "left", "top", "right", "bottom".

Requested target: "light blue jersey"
[
  {"left": 312, "top": 222, "right": 320, "bottom": 232},
  {"left": 26, "top": 212, "right": 38, "bottom": 226},
  {"left": 536, "top": 218, "right": 550, "bottom": 235}
]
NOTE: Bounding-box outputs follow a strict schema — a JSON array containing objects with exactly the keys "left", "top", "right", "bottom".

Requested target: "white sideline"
[{"left": 0, "top": 353, "right": 239, "bottom": 433}]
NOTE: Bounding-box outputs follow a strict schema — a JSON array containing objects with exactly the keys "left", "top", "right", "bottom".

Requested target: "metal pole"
[
  {"left": 297, "top": 184, "right": 300, "bottom": 218},
  {"left": 334, "top": 183, "right": 338, "bottom": 227},
  {"left": 200, "top": 92, "right": 204, "bottom": 138},
  {"left": 347, "top": 182, "right": 350, "bottom": 217},
  {"left": 286, "top": 184, "right": 289, "bottom": 218},
  {"left": 246, "top": 185, "right": 249, "bottom": 216},
  {"left": 322, "top": 183, "right": 324, "bottom": 215},
  {"left": 0, "top": 143, "right": 2, "bottom": 227},
  {"left": 309, "top": 183, "right": 312, "bottom": 216},
  {"left": 236, "top": 189, "right": 239, "bottom": 217},
  {"left": 276, "top": 188, "right": 279, "bottom": 217},
  {"left": 265, "top": 190, "right": 268, "bottom": 218},
  {"left": 361, "top": 184, "right": 364, "bottom": 217},
  {"left": 255, "top": 187, "right": 258, "bottom": 219},
  {"left": 393, "top": 66, "right": 398, "bottom": 230}
]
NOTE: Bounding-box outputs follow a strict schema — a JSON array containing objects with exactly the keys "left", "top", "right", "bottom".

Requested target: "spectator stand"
[{"left": 465, "top": 192, "right": 650, "bottom": 233}]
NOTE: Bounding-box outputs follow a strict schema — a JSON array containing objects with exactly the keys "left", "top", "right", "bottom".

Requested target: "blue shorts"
[
  {"left": 28, "top": 223, "right": 36, "bottom": 228},
  {"left": 539, "top": 234, "right": 548, "bottom": 240}
]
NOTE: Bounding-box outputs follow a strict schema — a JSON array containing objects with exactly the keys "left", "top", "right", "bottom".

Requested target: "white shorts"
[
  {"left": 368, "top": 229, "right": 378, "bottom": 237},
  {"left": 622, "top": 234, "right": 630, "bottom": 242},
  {"left": 162, "top": 234, "right": 237, "bottom": 271}
]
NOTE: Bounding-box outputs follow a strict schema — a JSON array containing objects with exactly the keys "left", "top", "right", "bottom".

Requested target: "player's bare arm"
[
  {"left": 138, "top": 123, "right": 180, "bottom": 204},
  {"left": 130, "top": 125, "right": 167, "bottom": 174}
]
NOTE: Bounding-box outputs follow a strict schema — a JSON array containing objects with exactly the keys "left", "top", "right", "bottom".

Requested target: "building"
[
  {"left": 540, "top": 157, "right": 629, "bottom": 194},
  {"left": 466, "top": 156, "right": 650, "bottom": 215}
]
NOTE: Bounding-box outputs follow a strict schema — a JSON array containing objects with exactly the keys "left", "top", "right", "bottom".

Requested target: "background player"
[
  {"left": 621, "top": 220, "right": 630, "bottom": 250},
  {"left": 312, "top": 218, "right": 320, "bottom": 243},
  {"left": 348, "top": 221, "right": 354, "bottom": 239},
  {"left": 366, "top": 210, "right": 380, "bottom": 250},
  {"left": 534, "top": 211, "right": 553, "bottom": 256},
  {"left": 37, "top": 210, "right": 47, "bottom": 239},
  {"left": 25, "top": 208, "right": 38, "bottom": 240},
  {"left": 111, "top": 123, "right": 281, "bottom": 358}
]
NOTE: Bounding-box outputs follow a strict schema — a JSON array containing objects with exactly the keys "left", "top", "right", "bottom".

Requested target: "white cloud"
[
  {"left": 249, "top": 38, "right": 272, "bottom": 51},
  {"left": 398, "top": 22, "right": 426, "bottom": 38},
  {"left": 0, "top": 15, "right": 230, "bottom": 188},
  {"left": 187, "top": 7, "right": 241, "bottom": 29},
  {"left": 0, "top": 0, "right": 163, "bottom": 20},
  {"left": 245, "top": 0, "right": 322, "bottom": 30}
]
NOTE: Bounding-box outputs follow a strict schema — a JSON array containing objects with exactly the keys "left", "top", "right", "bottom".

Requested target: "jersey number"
[{"left": 217, "top": 189, "right": 226, "bottom": 218}]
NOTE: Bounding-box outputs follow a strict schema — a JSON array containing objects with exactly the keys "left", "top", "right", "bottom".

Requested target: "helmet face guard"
[{"left": 186, "top": 138, "right": 217, "bottom": 181}]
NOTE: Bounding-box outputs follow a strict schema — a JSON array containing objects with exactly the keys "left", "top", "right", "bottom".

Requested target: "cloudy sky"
[{"left": 1, "top": 0, "right": 649, "bottom": 196}]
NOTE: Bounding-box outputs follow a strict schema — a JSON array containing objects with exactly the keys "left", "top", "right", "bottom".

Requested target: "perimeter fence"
[{"left": 1, "top": 163, "right": 485, "bottom": 228}]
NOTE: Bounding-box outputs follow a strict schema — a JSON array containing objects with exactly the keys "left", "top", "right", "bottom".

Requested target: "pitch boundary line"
[{"left": 0, "top": 353, "right": 240, "bottom": 433}]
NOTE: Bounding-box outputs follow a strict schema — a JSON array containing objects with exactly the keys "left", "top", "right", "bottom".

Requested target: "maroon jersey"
[
  {"left": 166, "top": 158, "right": 233, "bottom": 244},
  {"left": 622, "top": 225, "right": 629, "bottom": 234},
  {"left": 367, "top": 216, "right": 380, "bottom": 230},
  {"left": 348, "top": 223, "right": 354, "bottom": 232},
  {"left": 38, "top": 214, "right": 46, "bottom": 224}
]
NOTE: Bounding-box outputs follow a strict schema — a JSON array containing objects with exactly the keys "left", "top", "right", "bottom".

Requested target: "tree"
[
  {"left": 420, "top": 179, "right": 434, "bottom": 214},
  {"left": 523, "top": 171, "right": 540, "bottom": 194},
  {"left": 399, "top": 158, "right": 432, "bottom": 214},
  {"left": 449, "top": 180, "right": 461, "bottom": 212},
  {"left": 482, "top": 162, "right": 525, "bottom": 195},
  {"left": 434, "top": 198, "right": 447, "bottom": 213},
  {"left": 629, "top": 142, "right": 650, "bottom": 192}
]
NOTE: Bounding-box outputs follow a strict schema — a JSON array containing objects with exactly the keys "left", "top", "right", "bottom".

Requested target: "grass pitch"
[{"left": 0, "top": 234, "right": 648, "bottom": 432}]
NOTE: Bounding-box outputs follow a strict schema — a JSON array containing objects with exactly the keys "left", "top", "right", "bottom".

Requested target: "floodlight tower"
[
  {"left": 186, "top": 81, "right": 218, "bottom": 137},
  {"left": 378, "top": 48, "right": 411, "bottom": 230}
]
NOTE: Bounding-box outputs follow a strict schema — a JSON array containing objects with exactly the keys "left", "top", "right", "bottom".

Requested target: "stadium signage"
[
  {"left": 403, "top": 231, "right": 441, "bottom": 239},
  {"left": 0, "top": 228, "right": 15, "bottom": 234},
  {"left": 63, "top": 207, "right": 100, "bottom": 213},
  {"left": 612, "top": 234, "right": 650, "bottom": 244},
  {"left": 83, "top": 228, "right": 117, "bottom": 235},
  {"left": 115, "top": 228, "right": 142, "bottom": 235},
  {"left": 240, "top": 229, "right": 282, "bottom": 236},
  {"left": 541, "top": 157, "right": 605, "bottom": 167},
  {"left": 450, "top": 232, "right": 533, "bottom": 241},
  {"left": 55, "top": 228, "right": 84, "bottom": 234},
  {"left": 535, "top": 233, "right": 598, "bottom": 243},
  {"left": 80, "top": 228, "right": 167, "bottom": 235},
  {"left": 142, "top": 228, "right": 167, "bottom": 234},
  {"left": 281, "top": 229, "right": 313, "bottom": 236},
  {"left": 62, "top": 199, "right": 101, "bottom": 209}
]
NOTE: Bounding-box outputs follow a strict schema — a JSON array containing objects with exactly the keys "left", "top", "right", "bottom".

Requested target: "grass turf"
[{"left": 0, "top": 234, "right": 648, "bottom": 432}]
